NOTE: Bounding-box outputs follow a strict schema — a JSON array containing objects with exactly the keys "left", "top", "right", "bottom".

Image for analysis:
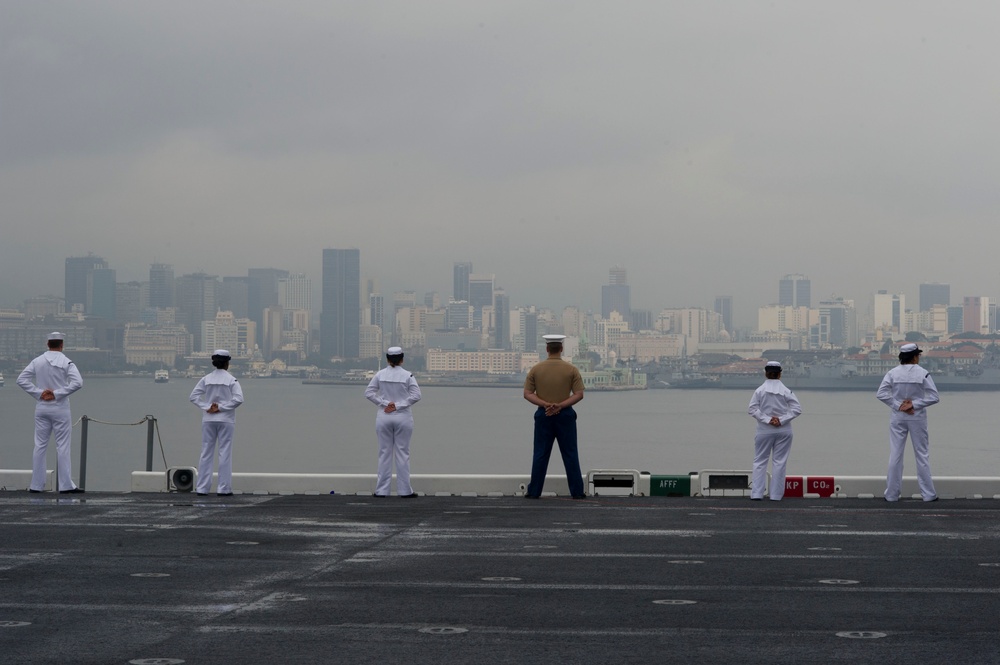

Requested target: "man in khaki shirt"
[{"left": 523, "top": 334, "right": 586, "bottom": 498}]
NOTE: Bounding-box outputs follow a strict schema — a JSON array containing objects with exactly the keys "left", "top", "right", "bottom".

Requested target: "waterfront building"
[
  {"left": 65, "top": 255, "right": 108, "bottom": 314},
  {"left": 425, "top": 329, "right": 484, "bottom": 351},
  {"left": 778, "top": 274, "right": 811, "bottom": 308},
  {"left": 446, "top": 300, "right": 472, "bottom": 330},
  {"left": 201, "top": 311, "right": 239, "bottom": 355},
  {"left": 320, "top": 248, "right": 360, "bottom": 359},
  {"left": 919, "top": 282, "right": 950, "bottom": 312},
  {"left": 87, "top": 267, "right": 117, "bottom": 321},
  {"left": 369, "top": 293, "right": 385, "bottom": 332},
  {"left": 426, "top": 348, "right": 536, "bottom": 374},
  {"left": 813, "top": 298, "right": 857, "bottom": 349},
  {"left": 123, "top": 323, "right": 191, "bottom": 366},
  {"left": 493, "top": 289, "right": 510, "bottom": 350}
]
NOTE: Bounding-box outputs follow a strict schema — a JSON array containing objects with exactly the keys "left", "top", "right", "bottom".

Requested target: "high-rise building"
[
  {"left": 320, "top": 249, "right": 360, "bottom": 358},
  {"left": 248, "top": 268, "right": 289, "bottom": 347},
  {"left": 779, "top": 274, "right": 811, "bottom": 308},
  {"left": 369, "top": 293, "right": 385, "bottom": 333},
  {"left": 278, "top": 274, "right": 312, "bottom": 311},
  {"left": 872, "top": 290, "right": 905, "bottom": 334},
  {"left": 468, "top": 274, "right": 495, "bottom": 330},
  {"left": 148, "top": 263, "right": 175, "bottom": 309},
  {"left": 175, "top": 273, "right": 220, "bottom": 351},
  {"left": 522, "top": 311, "right": 538, "bottom": 353},
  {"left": 919, "top": 283, "right": 950, "bottom": 312},
  {"left": 963, "top": 296, "right": 994, "bottom": 335},
  {"left": 816, "top": 298, "right": 856, "bottom": 348},
  {"left": 714, "top": 295, "right": 733, "bottom": 333},
  {"left": 446, "top": 300, "right": 472, "bottom": 330},
  {"left": 87, "top": 268, "right": 117, "bottom": 320},
  {"left": 65, "top": 255, "right": 108, "bottom": 313},
  {"left": 115, "top": 281, "right": 146, "bottom": 324},
  {"left": 453, "top": 262, "right": 472, "bottom": 302},
  {"left": 220, "top": 276, "right": 249, "bottom": 319},
  {"left": 493, "top": 289, "right": 510, "bottom": 350},
  {"left": 601, "top": 266, "right": 631, "bottom": 321}
]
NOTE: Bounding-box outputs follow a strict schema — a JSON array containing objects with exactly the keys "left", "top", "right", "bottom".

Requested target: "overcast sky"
[{"left": 3, "top": 1, "right": 1000, "bottom": 327}]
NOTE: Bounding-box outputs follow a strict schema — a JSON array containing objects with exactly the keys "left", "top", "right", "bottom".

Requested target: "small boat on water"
[{"left": 154, "top": 370, "right": 169, "bottom": 383}]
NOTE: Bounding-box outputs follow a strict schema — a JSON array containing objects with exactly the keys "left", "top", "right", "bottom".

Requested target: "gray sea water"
[{"left": 1, "top": 377, "right": 997, "bottom": 491}]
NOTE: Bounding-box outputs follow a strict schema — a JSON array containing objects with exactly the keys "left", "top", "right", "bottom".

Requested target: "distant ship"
[
  {"left": 0, "top": 372, "right": 4, "bottom": 387},
  {"left": 154, "top": 370, "right": 169, "bottom": 383}
]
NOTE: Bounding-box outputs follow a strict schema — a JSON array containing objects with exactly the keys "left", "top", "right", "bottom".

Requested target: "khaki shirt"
[{"left": 524, "top": 358, "right": 585, "bottom": 403}]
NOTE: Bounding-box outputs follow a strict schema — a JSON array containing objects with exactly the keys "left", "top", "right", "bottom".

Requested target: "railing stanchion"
[
  {"left": 146, "top": 416, "right": 155, "bottom": 472},
  {"left": 79, "top": 416, "right": 89, "bottom": 490}
]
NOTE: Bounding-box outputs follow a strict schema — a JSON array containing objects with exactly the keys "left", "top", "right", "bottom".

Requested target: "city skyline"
[{"left": 5, "top": 3, "right": 1000, "bottom": 329}]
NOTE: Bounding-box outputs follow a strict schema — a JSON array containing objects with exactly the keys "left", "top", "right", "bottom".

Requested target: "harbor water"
[{"left": 1, "top": 378, "right": 997, "bottom": 492}]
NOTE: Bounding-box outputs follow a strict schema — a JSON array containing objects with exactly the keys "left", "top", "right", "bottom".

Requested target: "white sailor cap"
[
  {"left": 47, "top": 332, "right": 65, "bottom": 341},
  {"left": 212, "top": 349, "right": 231, "bottom": 358},
  {"left": 542, "top": 334, "right": 567, "bottom": 343},
  {"left": 387, "top": 346, "right": 403, "bottom": 355},
  {"left": 900, "top": 343, "right": 922, "bottom": 353},
  {"left": 765, "top": 361, "right": 781, "bottom": 368}
]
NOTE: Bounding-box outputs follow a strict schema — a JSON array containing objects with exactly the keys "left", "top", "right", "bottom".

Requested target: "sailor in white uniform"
[
  {"left": 876, "top": 343, "right": 939, "bottom": 502},
  {"left": 364, "top": 347, "right": 422, "bottom": 498},
  {"left": 17, "top": 332, "right": 84, "bottom": 493},
  {"left": 748, "top": 361, "right": 802, "bottom": 501},
  {"left": 190, "top": 350, "right": 244, "bottom": 496}
]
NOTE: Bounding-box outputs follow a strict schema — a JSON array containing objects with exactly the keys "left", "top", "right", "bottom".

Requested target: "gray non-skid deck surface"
[{"left": 1, "top": 493, "right": 999, "bottom": 664}]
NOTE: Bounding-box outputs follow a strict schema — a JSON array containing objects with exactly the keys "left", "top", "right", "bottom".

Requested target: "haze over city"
[{"left": 4, "top": 2, "right": 1000, "bottom": 327}]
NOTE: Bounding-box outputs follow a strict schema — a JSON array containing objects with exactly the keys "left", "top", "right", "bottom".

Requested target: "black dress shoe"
[
  {"left": 524, "top": 494, "right": 540, "bottom": 499},
  {"left": 373, "top": 494, "right": 387, "bottom": 498},
  {"left": 196, "top": 493, "right": 208, "bottom": 496},
  {"left": 59, "top": 488, "right": 85, "bottom": 494},
  {"left": 400, "top": 493, "right": 418, "bottom": 498},
  {"left": 217, "top": 492, "right": 233, "bottom": 497},
  {"left": 571, "top": 495, "right": 587, "bottom": 500},
  {"left": 28, "top": 489, "right": 42, "bottom": 493}
]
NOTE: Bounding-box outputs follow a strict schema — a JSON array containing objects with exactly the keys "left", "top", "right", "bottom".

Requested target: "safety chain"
[{"left": 72, "top": 415, "right": 150, "bottom": 427}]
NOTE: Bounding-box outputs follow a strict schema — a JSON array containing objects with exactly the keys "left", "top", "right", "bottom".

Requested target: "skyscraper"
[
  {"left": 220, "top": 276, "right": 249, "bottom": 319},
  {"left": 321, "top": 249, "right": 360, "bottom": 358},
  {"left": 493, "top": 289, "right": 510, "bottom": 350},
  {"left": 779, "top": 274, "right": 811, "bottom": 308},
  {"left": 175, "top": 273, "right": 220, "bottom": 351},
  {"left": 453, "top": 262, "right": 472, "bottom": 302},
  {"left": 65, "top": 255, "right": 108, "bottom": 313},
  {"left": 601, "top": 266, "right": 630, "bottom": 321},
  {"left": 248, "top": 268, "right": 290, "bottom": 347},
  {"left": 87, "top": 268, "right": 117, "bottom": 320},
  {"left": 714, "top": 295, "right": 733, "bottom": 333},
  {"left": 468, "top": 274, "right": 495, "bottom": 330},
  {"left": 919, "top": 283, "right": 950, "bottom": 312},
  {"left": 148, "top": 263, "right": 175, "bottom": 309}
]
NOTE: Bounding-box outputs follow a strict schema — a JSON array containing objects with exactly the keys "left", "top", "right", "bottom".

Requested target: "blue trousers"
[{"left": 527, "top": 407, "right": 585, "bottom": 497}]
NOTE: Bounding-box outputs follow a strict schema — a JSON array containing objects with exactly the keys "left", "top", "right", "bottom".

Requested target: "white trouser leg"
[
  {"left": 768, "top": 430, "right": 793, "bottom": 501},
  {"left": 215, "top": 423, "right": 235, "bottom": 494},
  {"left": 393, "top": 415, "right": 414, "bottom": 495},
  {"left": 909, "top": 419, "right": 936, "bottom": 500},
  {"left": 751, "top": 431, "right": 773, "bottom": 500},
  {"left": 31, "top": 410, "right": 54, "bottom": 491},
  {"left": 374, "top": 414, "right": 395, "bottom": 496},
  {"left": 197, "top": 422, "right": 221, "bottom": 494},
  {"left": 884, "top": 418, "right": 908, "bottom": 501},
  {"left": 51, "top": 410, "right": 76, "bottom": 491}
]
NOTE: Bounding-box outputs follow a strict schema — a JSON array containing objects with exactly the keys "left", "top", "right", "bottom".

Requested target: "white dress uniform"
[
  {"left": 17, "top": 340, "right": 84, "bottom": 492},
  {"left": 748, "top": 370, "right": 802, "bottom": 501},
  {"left": 190, "top": 362, "right": 244, "bottom": 495},
  {"left": 876, "top": 360, "right": 939, "bottom": 501},
  {"left": 364, "top": 359, "right": 422, "bottom": 497}
]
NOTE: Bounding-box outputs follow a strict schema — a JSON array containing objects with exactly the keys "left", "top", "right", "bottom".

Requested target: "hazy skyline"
[{"left": 4, "top": 2, "right": 1000, "bottom": 327}]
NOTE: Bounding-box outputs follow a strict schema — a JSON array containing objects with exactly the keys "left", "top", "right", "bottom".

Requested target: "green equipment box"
[{"left": 650, "top": 475, "right": 692, "bottom": 497}]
